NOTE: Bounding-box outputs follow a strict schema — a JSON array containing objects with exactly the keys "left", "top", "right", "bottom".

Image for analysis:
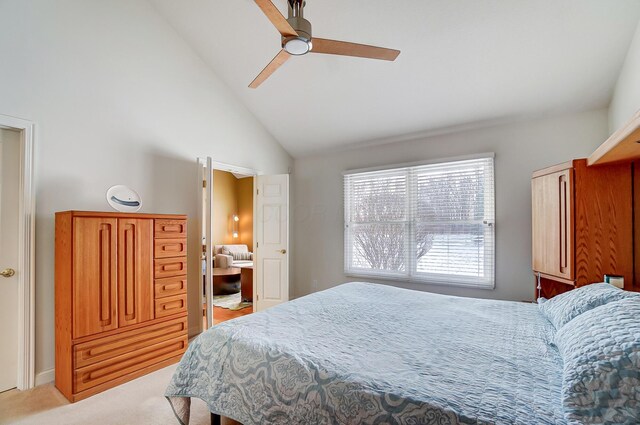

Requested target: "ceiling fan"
[{"left": 249, "top": 0, "right": 401, "bottom": 88}]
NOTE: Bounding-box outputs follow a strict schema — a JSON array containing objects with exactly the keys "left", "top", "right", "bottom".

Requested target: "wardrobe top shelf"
[{"left": 588, "top": 110, "right": 640, "bottom": 166}]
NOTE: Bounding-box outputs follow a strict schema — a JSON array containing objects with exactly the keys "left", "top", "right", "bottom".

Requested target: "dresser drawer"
[
  {"left": 154, "top": 257, "right": 187, "bottom": 278},
  {"left": 155, "top": 276, "right": 187, "bottom": 299},
  {"left": 154, "top": 238, "right": 187, "bottom": 259},
  {"left": 155, "top": 293, "right": 187, "bottom": 318},
  {"left": 74, "top": 335, "right": 187, "bottom": 393},
  {"left": 155, "top": 220, "right": 187, "bottom": 239},
  {"left": 74, "top": 317, "right": 187, "bottom": 369}
]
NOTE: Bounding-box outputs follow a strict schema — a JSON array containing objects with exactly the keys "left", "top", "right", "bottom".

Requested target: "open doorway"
[
  {"left": 210, "top": 169, "right": 254, "bottom": 325},
  {"left": 199, "top": 158, "right": 290, "bottom": 332},
  {"left": 200, "top": 160, "right": 258, "bottom": 331}
]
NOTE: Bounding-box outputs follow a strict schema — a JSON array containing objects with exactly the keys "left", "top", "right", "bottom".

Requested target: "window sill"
[{"left": 344, "top": 272, "right": 495, "bottom": 290}]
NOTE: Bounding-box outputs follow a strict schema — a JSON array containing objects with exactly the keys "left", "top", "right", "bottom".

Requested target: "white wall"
[
  {"left": 0, "top": 0, "right": 292, "bottom": 381},
  {"left": 292, "top": 109, "right": 608, "bottom": 303},
  {"left": 610, "top": 19, "right": 640, "bottom": 132}
]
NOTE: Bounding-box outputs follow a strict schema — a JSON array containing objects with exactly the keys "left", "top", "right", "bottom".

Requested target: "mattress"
[{"left": 166, "top": 282, "right": 565, "bottom": 424}]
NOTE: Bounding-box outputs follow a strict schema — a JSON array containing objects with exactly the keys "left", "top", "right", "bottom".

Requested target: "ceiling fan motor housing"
[
  {"left": 283, "top": 17, "right": 312, "bottom": 54},
  {"left": 283, "top": 0, "right": 312, "bottom": 55},
  {"left": 286, "top": 16, "right": 311, "bottom": 40}
]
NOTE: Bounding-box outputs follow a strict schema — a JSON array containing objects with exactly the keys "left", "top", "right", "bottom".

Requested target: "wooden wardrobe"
[
  {"left": 532, "top": 159, "right": 639, "bottom": 298},
  {"left": 55, "top": 211, "right": 188, "bottom": 402}
]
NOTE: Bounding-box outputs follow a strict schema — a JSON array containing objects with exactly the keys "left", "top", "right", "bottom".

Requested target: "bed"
[
  {"left": 166, "top": 282, "right": 569, "bottom": 424},
  {"left": 169, "top": 282, "right": 640, "bottom": 424}
]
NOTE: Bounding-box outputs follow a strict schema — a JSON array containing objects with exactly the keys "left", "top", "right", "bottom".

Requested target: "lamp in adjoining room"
[{"left": 233, "top": 214, "right": 239, "bottom": 239}]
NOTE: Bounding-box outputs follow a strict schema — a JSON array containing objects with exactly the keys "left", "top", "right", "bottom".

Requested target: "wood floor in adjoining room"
[
  {"left": 0, "top": 364, "right": 240, "bottom": 425},
  {"left": 210, "top": 305, "right": 253, "bottom": 325}
]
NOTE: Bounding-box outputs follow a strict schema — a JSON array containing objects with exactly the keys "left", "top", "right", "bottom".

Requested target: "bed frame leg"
[{"left": 211, "top": 413, "right": 221, "bottom": 425}]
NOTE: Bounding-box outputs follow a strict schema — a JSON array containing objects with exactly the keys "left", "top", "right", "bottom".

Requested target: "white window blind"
[{"left": 344, "top": 155, "right": 495, "bottom": 289}]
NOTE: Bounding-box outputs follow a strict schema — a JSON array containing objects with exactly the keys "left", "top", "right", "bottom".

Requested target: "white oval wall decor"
[{"left": 106, "top": 185, "right": 142, "bottom": 212}]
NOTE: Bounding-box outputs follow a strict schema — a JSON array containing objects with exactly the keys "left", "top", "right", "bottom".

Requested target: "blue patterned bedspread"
[{"left": 166, "top": 282, "right": 565, "bottom": 424}]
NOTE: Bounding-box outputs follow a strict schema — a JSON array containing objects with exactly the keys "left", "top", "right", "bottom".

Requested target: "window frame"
[{"left": 343, "top": 153, "right": 495, "bottom": 289}]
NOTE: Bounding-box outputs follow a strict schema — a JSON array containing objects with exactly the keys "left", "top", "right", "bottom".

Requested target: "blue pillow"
[
  {"left": 555, "top": 298, "right": 640, "bottom": 425},
  {"left": 538, "top": 283, "right": 632, "bottom": 329}
]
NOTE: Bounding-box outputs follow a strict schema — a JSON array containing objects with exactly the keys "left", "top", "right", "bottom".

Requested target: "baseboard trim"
[{"left": 35, "top": 368, "right": 55, "bottom": 386}]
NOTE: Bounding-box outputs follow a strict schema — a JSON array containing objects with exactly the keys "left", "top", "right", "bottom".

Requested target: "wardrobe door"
[
  {"left": 73, "top": 218, "right": 118, "bottom": 339},
  {"left": 118, "top": 218, "right": 154, "bottom": 327},
  {"left": 531, "top": 168, "right": 574, "bottom": 281},
  {"left": 574, "top": 161, "right": 633, "bottom": 288}
]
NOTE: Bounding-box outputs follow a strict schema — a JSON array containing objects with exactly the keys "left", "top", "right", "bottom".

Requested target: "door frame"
[{"left": 0, "top": 114, "right": 36, "bottom": 390}]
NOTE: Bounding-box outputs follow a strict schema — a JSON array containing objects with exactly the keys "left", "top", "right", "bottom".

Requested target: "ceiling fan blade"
[
  {"left": 311, "top": 38, "right": 400, "bottom": 61},
  {"left": 249, "top": 49, "right": 291, "bottom": 88},
  {"left": 254, "top": 0, "right": 298, "bottom": 37}
]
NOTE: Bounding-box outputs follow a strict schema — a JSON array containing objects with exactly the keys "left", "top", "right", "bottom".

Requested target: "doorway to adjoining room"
[
  {"left": 199, "top": 157, "right": 290, "bottom": 331},
  {"left": 210, "top": 169, "right": 254, "bottom": 325}
]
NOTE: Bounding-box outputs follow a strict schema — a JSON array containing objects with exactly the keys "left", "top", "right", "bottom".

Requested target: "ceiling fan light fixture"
[{"left": 284, "top": 36, "right": 312, "bottom": 55}]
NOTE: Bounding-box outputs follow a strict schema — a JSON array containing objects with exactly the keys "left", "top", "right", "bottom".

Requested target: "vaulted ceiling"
[{"left": 151, "top": 0, "right": 640, "bottom": 157}]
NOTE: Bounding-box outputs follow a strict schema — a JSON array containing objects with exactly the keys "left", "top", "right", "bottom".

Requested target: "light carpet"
[
  {"left": 213, "top": 292, "right": 252, "bottom": 311},
  {"left": 0, "top": 364, "right": 213, "bottom": 425}
]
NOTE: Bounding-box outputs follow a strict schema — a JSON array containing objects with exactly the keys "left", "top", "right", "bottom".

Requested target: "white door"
[
  {"left": 0, "top": 128, "right": 21, "bottom": 392},
  {"left": 256, "top": 174, "right": 289, "bottom": 311},
  {"left": 198, "top": 158, "right": 214, "bottom": 330}
]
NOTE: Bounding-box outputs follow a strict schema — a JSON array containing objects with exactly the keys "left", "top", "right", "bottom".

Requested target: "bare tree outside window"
[{"left": 349, "top": 169, "right": 484, "bottom": 272}]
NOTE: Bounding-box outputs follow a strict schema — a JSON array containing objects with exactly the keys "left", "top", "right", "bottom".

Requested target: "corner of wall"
[{"left": 609, "top": 19, "right": 640, "bottom": 133}]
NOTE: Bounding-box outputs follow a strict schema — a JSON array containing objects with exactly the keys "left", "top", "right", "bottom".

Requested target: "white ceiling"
[{"left": 150, "top": 0, "right": 640, "bottom": 157}]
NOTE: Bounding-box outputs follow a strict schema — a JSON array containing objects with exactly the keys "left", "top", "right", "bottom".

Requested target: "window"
[{"left": 344, "top": 155, "right": 495, "bottom": 288}]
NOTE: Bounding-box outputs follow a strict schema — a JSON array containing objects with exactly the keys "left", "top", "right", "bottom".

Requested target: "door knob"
[
  {"left": 279, "top": 249, "right": 287, "bottom": 254},
  {"left": 0, "top": 268, "right": 15, "bottom": 278}
]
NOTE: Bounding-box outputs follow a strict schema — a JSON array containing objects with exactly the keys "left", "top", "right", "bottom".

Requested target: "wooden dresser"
[
  {"left": 55, "top": 211, "right": 188, "bottom": 402},
  {"left": 532, "top": 159, "right": 639, "bottom": 298}
]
